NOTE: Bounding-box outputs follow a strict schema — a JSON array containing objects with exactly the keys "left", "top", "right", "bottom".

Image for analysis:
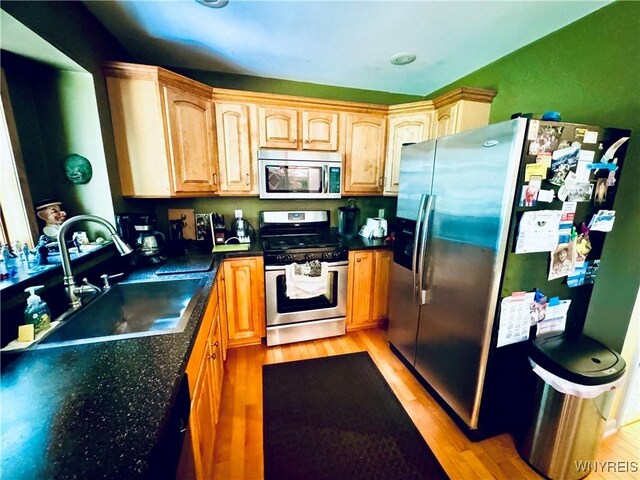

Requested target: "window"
[{"left": 0, "top": 68, "right": 38, "bottom": 248}]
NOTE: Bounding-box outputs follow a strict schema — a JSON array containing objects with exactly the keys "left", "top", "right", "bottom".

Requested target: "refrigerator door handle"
[
  {"left": 413, "top": 194, "right": 428, "bottom": 297},
  {"left": 417, "top": 195, "right": 435, "bottom": 305}
]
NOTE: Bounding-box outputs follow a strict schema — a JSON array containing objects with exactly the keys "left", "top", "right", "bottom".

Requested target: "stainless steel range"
[{"left": 260, "top": 210, "right": 348, "bottom": 346}]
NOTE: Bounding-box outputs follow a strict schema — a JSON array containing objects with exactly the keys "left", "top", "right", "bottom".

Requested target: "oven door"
[{"left": 265, "top": 261, "right": 348, "bottom": 326}]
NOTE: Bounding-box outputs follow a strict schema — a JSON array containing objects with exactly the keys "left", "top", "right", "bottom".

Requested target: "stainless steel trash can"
[{"left": 518, "top": 332, "right": 626, "bottom": 480}]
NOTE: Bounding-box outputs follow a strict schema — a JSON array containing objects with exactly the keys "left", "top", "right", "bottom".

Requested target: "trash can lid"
[{"left": 529, "top": 332, "right": 626, "bottom": 385}]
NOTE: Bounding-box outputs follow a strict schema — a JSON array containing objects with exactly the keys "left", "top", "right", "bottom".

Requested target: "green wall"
[
  {"left": 127, "top": 196, "right": 397, "bottom": 236},
  {"left": 175, "top": 67, "right": 422, "bottom": 105},
  {"left": 1, "top": 1, "right": 132, "bottom": 216},
  {"left": 426, "top": 0, "right": 640, "bottom": 351}
]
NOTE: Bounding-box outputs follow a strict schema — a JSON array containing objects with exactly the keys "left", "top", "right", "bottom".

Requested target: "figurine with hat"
[{"left": 35, "top": 199, "right": 67, "bottom": 239}]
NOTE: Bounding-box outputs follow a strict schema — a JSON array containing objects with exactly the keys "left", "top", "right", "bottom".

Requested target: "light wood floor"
[{"left": 212, "top": 328, "right": 640, "bottom": 479}]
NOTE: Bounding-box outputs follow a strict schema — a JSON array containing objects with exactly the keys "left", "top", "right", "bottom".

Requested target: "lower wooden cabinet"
[
  {"left": 346, "top": 249, "right": 392, "bottom": 330},
  {"left": 182, "top": 272, "right": 226, "bottom": 480},
  {"left": 223, "top": 256, "right": 266, "bottom": 347}
]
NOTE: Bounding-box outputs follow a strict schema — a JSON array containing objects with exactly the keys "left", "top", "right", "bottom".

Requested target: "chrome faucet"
[{"left": 57, "top": 214, "right": 133, "bottom": 308}]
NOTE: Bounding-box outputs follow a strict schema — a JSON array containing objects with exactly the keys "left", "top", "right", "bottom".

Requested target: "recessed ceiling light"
[
  {"left": 196, "top": 0, "right": 229, "bottom": 8},
  {"left": 390, "top": 52, "right": 416, "bottom": 66}
]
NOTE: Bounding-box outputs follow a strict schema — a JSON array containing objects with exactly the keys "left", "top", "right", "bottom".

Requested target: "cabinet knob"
[
  {"left": 245, "top": 173, "right": 250, "bottom": 185},
  {"left": 290, "top": 139, "right": 296, "bottom": 144},
  {"left": 304, "top": 139, "right": 309, "bottom": 144},
  {"left": 357, "top": 258, "right": 361, "bottom": 263},
  {"left": 213, "top": 172, "right": 218, "bottom": 185},
  {"left": 378, "top": 176, "right": 384, "bottom": 187},
  {"left": 214, "top": 341, "right": 219, "bottom": 347}
]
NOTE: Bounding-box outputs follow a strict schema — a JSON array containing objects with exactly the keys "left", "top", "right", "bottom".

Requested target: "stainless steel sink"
[{"left": 33, "top": 278, "right": 204, "bottom": 349}]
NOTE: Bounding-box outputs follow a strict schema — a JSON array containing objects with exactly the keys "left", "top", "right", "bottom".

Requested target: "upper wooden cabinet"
[
  {"left": 343, "top": 113, "right": 387, "bottom": 195},
  {"left": 258, "top": 106, "right": 339, "bottom": 151},
  {"left": 433, "top": 87, "right": 496, "bottom": 139},
  {"left": 105, "top": 63, "right": 495, "bottom": 198},
  {"left": 104, "top": 62, "right": 218, "bottom": 197},
  {"left": 163, "top": 84, "right": 218, "bottom": 194},
  {"left": 301, "top": 110, "right": 339, "bottom": 151},
  {"left": 215, "top": 102, "right": 256, "bottom": 194},
  {"left": 384, "top": 106, "right": 434, "bottom": 195}
]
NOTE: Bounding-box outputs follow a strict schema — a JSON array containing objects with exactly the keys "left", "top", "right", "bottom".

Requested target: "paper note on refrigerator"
[
  {"left": 497, "top": 292, "right": 536, "bottom": 348},
  {"left": 536, "top": 300, "right": 571, "bottom": 335},
  {"left": 515, "top": 210, "right": 563, "bottom": 254}
]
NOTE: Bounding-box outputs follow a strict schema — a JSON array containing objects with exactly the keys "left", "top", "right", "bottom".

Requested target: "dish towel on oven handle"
[{"left": 285, "top": 260, "right": 329, "bottom": 299}]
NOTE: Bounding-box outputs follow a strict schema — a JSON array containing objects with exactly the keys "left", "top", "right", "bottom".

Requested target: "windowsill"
[{"left": 0, "top": 244, "right": 117, "bottom": 307}]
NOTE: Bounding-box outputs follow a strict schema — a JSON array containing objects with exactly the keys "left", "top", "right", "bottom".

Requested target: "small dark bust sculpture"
[{"left": 64, "top": 154, "right": 93, "bottom": 184}]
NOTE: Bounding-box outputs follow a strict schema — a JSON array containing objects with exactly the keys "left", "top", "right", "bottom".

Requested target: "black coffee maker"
[
  {"left": 115, "top": 213, "right": 166, "bottom": 264},
  {"left": 338, "top": 199, "right": 360, "bottom": 238}
]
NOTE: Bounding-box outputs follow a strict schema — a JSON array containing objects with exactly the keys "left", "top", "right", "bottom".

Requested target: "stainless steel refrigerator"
[{"left": 388, "top": 118, "right": 630, "bottom": 438}]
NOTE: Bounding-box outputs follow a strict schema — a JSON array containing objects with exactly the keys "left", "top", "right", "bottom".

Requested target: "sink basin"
[{"left": 33, "top": 278, "right": 204, "bottom": 349}]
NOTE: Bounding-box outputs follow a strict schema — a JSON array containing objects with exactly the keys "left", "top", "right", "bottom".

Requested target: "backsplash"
[{"left": 123, "top": 197, "right": 398, "bottom": 236}]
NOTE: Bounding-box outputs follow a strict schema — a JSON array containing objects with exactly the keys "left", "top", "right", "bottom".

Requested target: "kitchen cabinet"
[
  {"left": 384, "top": 106, "right": 434, "bottom": 195},
  {"left": 258, "top": 106, "right": 339, "bottom": 151},
  {"left": 104, "top": 62, "right": 218, "bottom": 197},
  {"left": 223, "top": 256, "right": 266, "bottom": 347},
  {"left": 346, "top": 249, "right": 392, "bottom": 330},
  {"left": 215, "top": 102, "right": 256, "bottom": 194},
  {"left": 433, "top": 87, "right": 496, "bottom": 139},
  {"left": 343, "top": 113, "right": 387, "bottom": 195},
  {"left": 184, "top": 277, "right": 225, "bottom": 480}
]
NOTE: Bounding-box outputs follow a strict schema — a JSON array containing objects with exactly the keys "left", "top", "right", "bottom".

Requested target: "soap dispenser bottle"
[{"left": 24, "top": 285, "right": 51, "bottom": 334}]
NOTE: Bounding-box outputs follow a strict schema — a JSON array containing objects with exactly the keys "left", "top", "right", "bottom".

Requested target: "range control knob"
[
  {"left": 321, "top": 251, "right": 332, "bottom": 261},
  {"left": 332, "top": 250, "right": 344, "bottom": 260},
  {"left": 304, "top": 253, "right": 313, "bottom": 262},
  {"left": 276, "top": 254, "right": 293, "bottom": 263}
]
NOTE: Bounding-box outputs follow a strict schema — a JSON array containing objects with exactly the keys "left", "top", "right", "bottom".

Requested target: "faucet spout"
[{"left": 57, "top": 214, "right": 133, "bottom": 308}]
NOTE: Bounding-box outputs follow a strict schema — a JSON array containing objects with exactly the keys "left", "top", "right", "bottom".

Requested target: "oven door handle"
[{"left": 265, "top": 260, "right": 349, "bottom": 271}]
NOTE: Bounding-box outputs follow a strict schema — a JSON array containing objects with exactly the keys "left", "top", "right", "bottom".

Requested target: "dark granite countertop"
[
  {"left": 0, "top": 235, "right": 382, "bottom": 478},
  {"left": 0, "top": 246, "right": 263, "bottom": 479},
  {"left": 335, "top": 230, "right": 393, "bottom": 251}
]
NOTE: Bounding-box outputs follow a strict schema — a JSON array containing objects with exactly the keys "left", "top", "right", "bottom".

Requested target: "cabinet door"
[
  {"left": 347, "top": 250, "right": 374, "bottom": 328},
  {"left": 223, "top": 257, "right": 266, "bottom": 347},
  {"left": 372, "top": 250, "right": 392, "bottom": 322},
  {"left": 210, "top": 305, "right": 224, "bottom": 423},
  {"left": 215, "top": 102, "right": 255, "bottom": 194},
  {"left": 302, "top": 110, "right": 339, "bottom": 151},
  {"left": 384, "top": 112, "right": 433, "bottom": 195},
  {"left": 163, "top": 85, "right": 218, "bottom": 194},
  {"left": 190, "top": 347, "right": 216, "bottom": 480},
  {"left": 343, "top": 113, "right": 387, "bottom": 194},
  {"left": 258, "top": 107, "right": 298, "bottom": 148},
  {"left": 434, "top": 103, "right": 460, "bottom": 139}
]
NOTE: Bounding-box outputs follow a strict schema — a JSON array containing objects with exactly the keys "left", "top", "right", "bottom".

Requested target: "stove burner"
[{"left": 259, "top": 210, "right": 347, "bottom": 265}]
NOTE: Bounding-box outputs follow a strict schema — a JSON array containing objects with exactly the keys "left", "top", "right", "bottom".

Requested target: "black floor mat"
[{"left": 263, "top": 352, "right": 449, "bottom": 480}]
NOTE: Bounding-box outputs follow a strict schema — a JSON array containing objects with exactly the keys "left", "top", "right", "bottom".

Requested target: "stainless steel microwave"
[{"left": 258, "top": 149, "right": 342, "bottom": 199}]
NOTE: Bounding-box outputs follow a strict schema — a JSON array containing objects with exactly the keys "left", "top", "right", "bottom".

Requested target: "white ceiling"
[{"left": 83, "top": 0, "right": 611, "bottom": 96}]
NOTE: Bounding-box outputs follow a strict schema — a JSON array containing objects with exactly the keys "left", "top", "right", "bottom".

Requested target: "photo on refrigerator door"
[{"left": 548, "top": 241, "right": 577, "bottom": 280}]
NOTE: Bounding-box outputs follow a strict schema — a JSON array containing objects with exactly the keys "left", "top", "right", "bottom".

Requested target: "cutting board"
[{"left": 155, "top": 255, "right": 214, "bottom": 275}]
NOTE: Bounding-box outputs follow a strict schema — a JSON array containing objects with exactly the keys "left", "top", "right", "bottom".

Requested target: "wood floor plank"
[{"left": 212, "top": 328, "right": 637, "bottom": 480}]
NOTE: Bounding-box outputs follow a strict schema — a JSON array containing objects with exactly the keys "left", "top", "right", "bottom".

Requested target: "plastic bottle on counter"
[{"left": 24, "top": 285, "right": 51, "bottom": 334}]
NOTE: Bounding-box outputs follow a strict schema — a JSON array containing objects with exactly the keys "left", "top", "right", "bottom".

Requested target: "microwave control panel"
[{"left": 328, "top": 167, "right": 341, "bottom": 194}]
